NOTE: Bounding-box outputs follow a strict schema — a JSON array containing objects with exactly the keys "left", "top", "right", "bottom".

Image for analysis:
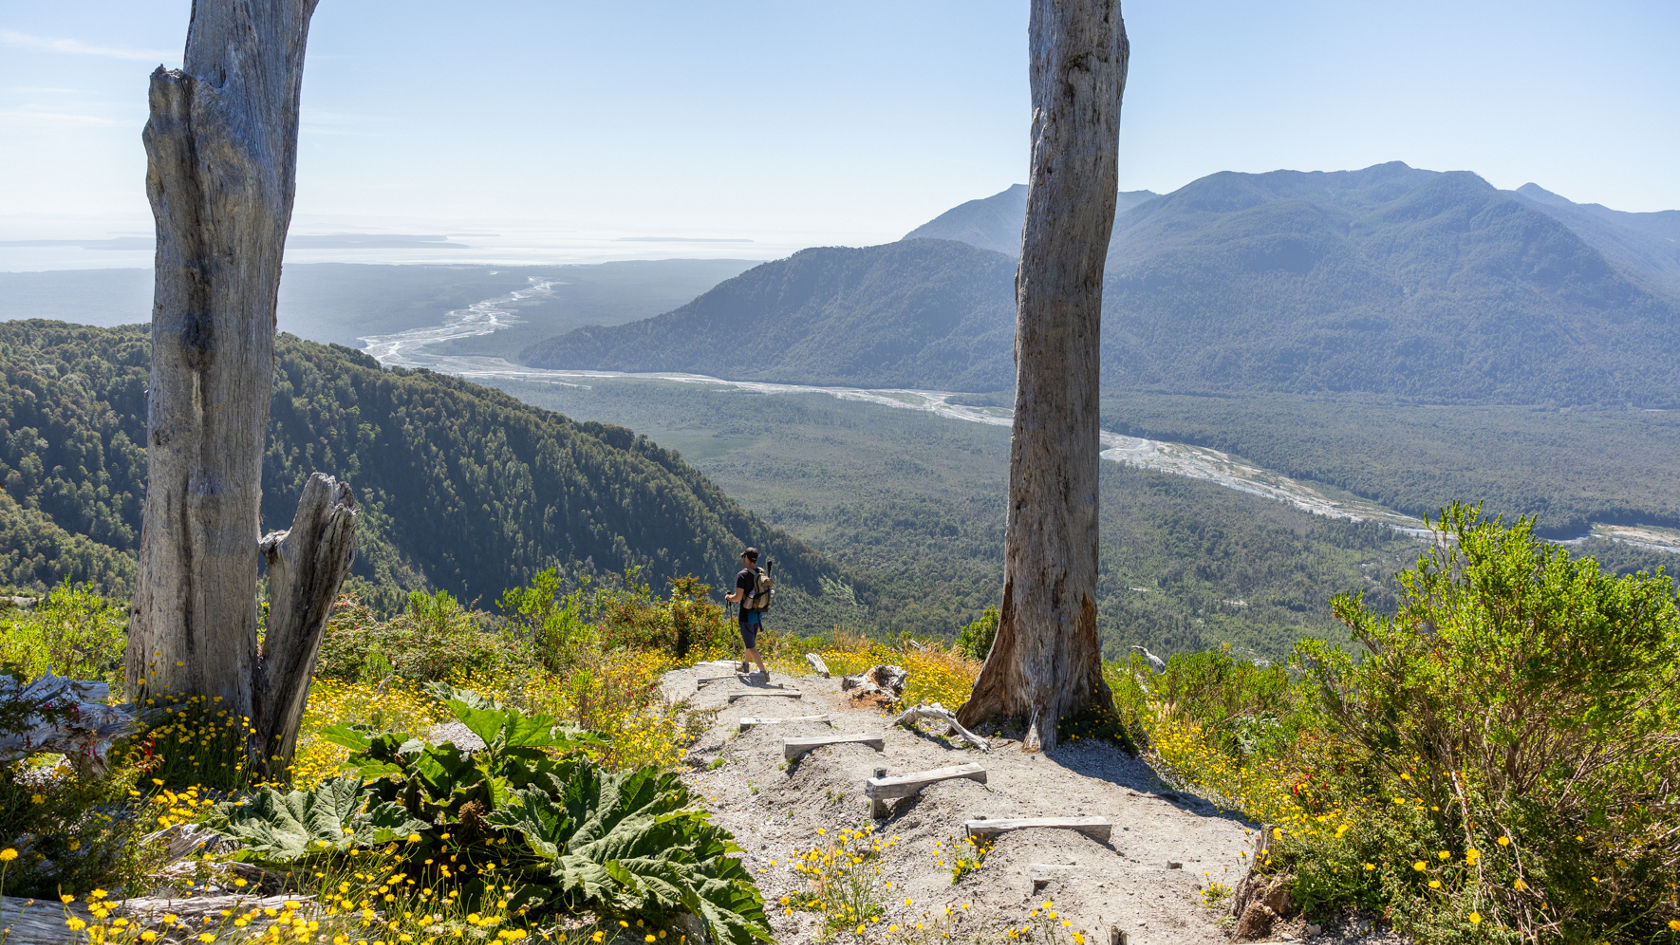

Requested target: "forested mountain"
[
  {"left": 526, "top": 162, "right": 1680, "bottom": 407},
  {"left": 0, "top": 320, "right": 843, "bottom": 601},
  {"left": 902, "top": 183, "right": 1158, "bottom": 256},
  {"left": 1098, "top": 162, "right": 1680, "bottom": 404},
  {"left": 522, "top": 240, "right": 1018, "bottom": 390},
  {"left": 1509, "top": 182, "right": 1680, "bottom": 300}
]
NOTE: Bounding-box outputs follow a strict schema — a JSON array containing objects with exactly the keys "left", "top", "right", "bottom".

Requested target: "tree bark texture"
[
  {"left": 957, "top": 0, "right": 1128, "bottom": 752},
  {"left": 257, "top": 473, "right": 356, "bottom": 769},
  {"left": 127, "top": 0, "right": 321, "bottom": 757}
]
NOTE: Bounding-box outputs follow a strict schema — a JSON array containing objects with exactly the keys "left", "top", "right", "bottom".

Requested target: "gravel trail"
[{"left": 664, "top": 663, "right": 1259, "bottom": 944}]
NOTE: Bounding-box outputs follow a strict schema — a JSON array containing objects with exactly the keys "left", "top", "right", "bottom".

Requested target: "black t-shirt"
[{"left": 736, "top": 567, "right": 756, "bottom": 617}]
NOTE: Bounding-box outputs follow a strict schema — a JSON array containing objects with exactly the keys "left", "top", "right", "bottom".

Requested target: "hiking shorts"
[{"left": 738, "top": 609, "right": 762, "bottom": 649}]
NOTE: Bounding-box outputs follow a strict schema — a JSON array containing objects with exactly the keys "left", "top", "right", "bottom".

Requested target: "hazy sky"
[{"left": 2, "top": 0, "right": 1677, "bottom": 263}]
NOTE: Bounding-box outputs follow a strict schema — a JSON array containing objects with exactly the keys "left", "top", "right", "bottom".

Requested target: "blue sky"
[{"left": 2, "top": 1, "right": 1677, "bottom": 265}]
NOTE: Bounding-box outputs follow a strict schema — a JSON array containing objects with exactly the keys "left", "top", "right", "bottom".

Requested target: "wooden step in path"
[
  {"left": 737, "top": 715, "right": 832, "bottom": 732},
  {"left": 964, "top": 816, "right": 1113, "bottom": 843},
  {"left": 783, "top": 733, "right": 885, "bottom": 761},
  {"left": 727, "top": 689, "right": 802, "bottom": 704},
  {"left": 866, "top": 762, "right": 987, "bottom": 817}
]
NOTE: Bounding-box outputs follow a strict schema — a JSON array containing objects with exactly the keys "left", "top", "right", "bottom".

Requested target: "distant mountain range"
[
  {"left": 522, "top": 240, "right": 1019, "bottom": 390},
  {"left": 902, "top": 184, "right": 1160, "bottom": 256},
  {"left": 523, "top": 162, "right": 1680, "bottom": 407}
]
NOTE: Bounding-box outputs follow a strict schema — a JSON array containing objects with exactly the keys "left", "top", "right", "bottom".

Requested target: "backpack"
[{"left": 743, "top": 566, "right": 775, "bottom": 612}]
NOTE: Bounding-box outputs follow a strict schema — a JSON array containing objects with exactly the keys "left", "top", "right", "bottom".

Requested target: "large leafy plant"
[{"left": 212, "top": 691, "right": 768, "bottom": 945}]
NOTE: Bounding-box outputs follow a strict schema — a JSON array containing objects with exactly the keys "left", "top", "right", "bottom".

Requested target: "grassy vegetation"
[
  {"left": 5, "top": 510, "right": 1677, "bottom": 943},
  {"left": 0, "top": 570, "right": 772, "bottom": 945}
]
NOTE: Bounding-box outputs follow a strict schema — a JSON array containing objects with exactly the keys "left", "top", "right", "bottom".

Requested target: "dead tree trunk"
[
  {"left": 126, "top": 0, "right": 346, "bottom": 776},
  {"left": 257, "top": 473, "right": 357, "bottom": 768},
  {"left": 957, "top": 0, "right": 1128, "bottom": 752}
]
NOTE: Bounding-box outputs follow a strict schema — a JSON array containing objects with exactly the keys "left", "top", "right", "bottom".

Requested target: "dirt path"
[{"left": 665, "top": 663, "right": 1258, "bottom": 944}]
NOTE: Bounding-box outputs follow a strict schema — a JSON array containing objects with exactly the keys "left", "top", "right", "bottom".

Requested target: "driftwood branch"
[
  {"left": 0, "top": 674, "right": 140, "bottom": 774},
  {"left": 840, "top": 664, "right": 907, "bottom": 706},
  {"left": 255, "top": 473, "right": 356, "bottom": 772},
  {"left": 892, "top": 703, "right": 991, "bottom": 750}
]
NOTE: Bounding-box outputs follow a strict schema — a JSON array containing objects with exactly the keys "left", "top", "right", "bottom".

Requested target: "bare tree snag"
[
  {"left": 957, "top": 0, "right": 1128, "bottom": 751},
  {"left": 257, "top": 474, "right": 357, "bottom": 769},
  {"left": 126, "top": 0, "right": 329, "bottom": 775}
]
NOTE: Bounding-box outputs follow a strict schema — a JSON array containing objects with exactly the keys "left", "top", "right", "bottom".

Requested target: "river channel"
[{"left": 360, "top": 277, "right": 1680, "bottom": 554}]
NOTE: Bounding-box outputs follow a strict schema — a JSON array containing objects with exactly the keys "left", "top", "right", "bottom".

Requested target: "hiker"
[{"left": 725, "top": 547, "right": 771, "bottom": 677}]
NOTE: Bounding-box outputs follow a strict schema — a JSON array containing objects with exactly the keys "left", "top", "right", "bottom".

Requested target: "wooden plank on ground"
[
  {"left": 867, "top": 762, "right": 987, "bottom": 816},
  {"left": 866, "top": 763, "right": 987, "bottom": 801},
  {"left": 1027, "top": 863, "right": 1081, "bottom": 891},
  {"left": 727, "top": 690, "right": 802, "bottom": 703},
  {"left": 783, "top": 733, "right": 885, "bottom": 761},
  {"left": 738, "top": 715, "right": 832, "bottom": 732},
  {"left": 695, "top": 675, "right": 737, "bottom": 688},
  {"left": 964, "top": 816, "right": 1113, "bottom": 843}
]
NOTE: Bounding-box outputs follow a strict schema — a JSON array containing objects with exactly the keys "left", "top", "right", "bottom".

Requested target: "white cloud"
[
  {"left": 0, "top": 29, "right": 173, "bottom": 63},
  {"left": 0, "top": 106, "right": 131, "bottom": 127}
]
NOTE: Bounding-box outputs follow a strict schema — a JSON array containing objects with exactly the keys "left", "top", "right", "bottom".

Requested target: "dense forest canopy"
[{"left": 0, "top": 320, "right": 845, "bottom": 606}]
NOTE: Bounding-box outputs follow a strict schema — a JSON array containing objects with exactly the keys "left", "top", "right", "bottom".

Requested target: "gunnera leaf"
[
  {"left": 490, "top": 762, "right": 768, "bottom": 945},
  {"left": 209, "top": 776, "right": 428, "bottom": 865}
]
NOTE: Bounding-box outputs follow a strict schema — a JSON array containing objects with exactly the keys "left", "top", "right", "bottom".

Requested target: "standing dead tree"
[
  {"left": 126, "top": 0, "right": 354, "bottom": 776},
  {"left": 957, "top": 0, "right": 1129, "bottom": 751}
]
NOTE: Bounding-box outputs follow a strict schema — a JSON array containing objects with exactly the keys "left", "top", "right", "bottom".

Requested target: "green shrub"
[
  {"left": 1295, "top": 504, "right": 1680, "bottom": 941},
  {"left": 500, "top": 568, "right": 596, "bottom": 671},
  {"left": 316, "top": 589, "right": 523, "bottom": 684},
  {"left": 590, "top": 570, "right": 737, "bottom": 660},
  {"left": 954, "top": 606, "right": 998, "bottom": 661},
  {"left": 0, "top": 582, "right": 127, "bottom": 691},
  {"left": 0, "top": 750, "right": 145, "bottom": 897}
]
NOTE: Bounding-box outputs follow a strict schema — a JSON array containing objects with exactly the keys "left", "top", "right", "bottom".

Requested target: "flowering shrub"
[{"left": 1118, "top": 506, "right": 1680, "bottom": 943}]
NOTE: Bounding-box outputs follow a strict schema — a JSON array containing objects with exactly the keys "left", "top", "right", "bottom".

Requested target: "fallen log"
[
  {"left": 840, "top": 664, "right": 906, "bottom": 706},
  {"left": 891, "top": 703, "right": 990, "bottom": 750},
  {"left": 0, "top": 673, "right": 140, "bottom": 774}
]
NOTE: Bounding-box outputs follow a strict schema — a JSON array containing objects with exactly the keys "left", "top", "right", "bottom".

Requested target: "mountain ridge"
[{"left": 522, "top": 162, "right": 1680, "bottom": 407}]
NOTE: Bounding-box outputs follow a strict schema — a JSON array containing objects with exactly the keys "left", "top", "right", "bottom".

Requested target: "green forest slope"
[{"left": 0, "top": 320, "right": 844, "bottom": 604}]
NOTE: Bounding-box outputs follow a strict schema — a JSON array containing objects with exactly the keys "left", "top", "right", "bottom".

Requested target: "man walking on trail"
[{"left": 726, "top": 547, "right": 770, "bottom": 678}]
